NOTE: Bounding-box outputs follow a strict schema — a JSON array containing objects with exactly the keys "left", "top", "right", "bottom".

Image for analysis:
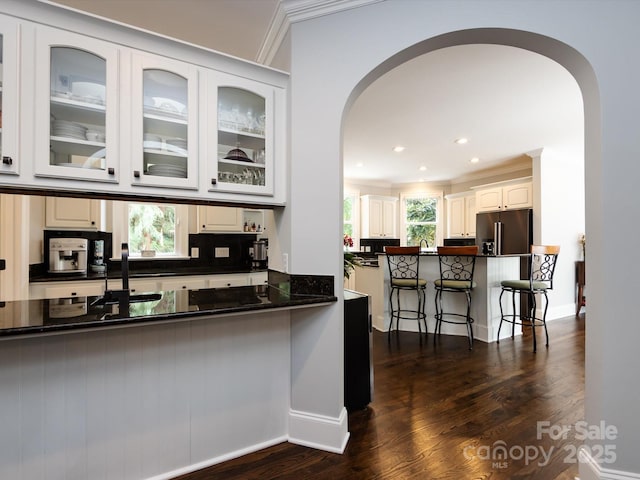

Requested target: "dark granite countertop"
[{"left": 1, "top": 271, "right": 336, "bottom": 338}]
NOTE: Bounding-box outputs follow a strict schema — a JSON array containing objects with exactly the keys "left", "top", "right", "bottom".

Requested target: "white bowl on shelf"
[{"left": 71, "top": 81, "right": 106, "bottom": 103}]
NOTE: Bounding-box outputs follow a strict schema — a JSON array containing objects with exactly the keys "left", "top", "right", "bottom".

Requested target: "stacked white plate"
[
  {"left": 147, "top": 164, "right": 187, "bottom": 178},
  {"left": 166, "top": 138, "right": 187, "bottom": 149},
  {"left": 143, "top": 133, "right": 163, "bottom": 150},
  {"left": 52, "top": 120, "right": 87, "bottom": 140}
]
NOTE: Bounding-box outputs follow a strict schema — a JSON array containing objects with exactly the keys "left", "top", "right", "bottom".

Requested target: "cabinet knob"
[
  {"left": 108, "top": 167, "right": 115, "bottom": 175},
  {"left": 2, "top": 156, "right": 13, "bottom": 165},
  {"left": 134, "top": 170, "right": 140, "bottom": 178},
  {"left": 211, "top": 178, "right": 217, "bottom": 185},
  {"left": 91, "top": 221, "right": 95, "bottom": 225}
]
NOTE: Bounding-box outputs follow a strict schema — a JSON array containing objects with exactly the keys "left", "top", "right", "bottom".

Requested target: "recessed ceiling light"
[
  {"left": 356, "top": 162, "right": 364, "bottom": 167},
  {"left": 419, "top": 166, "right": 427, "bottom": 171},
  {"left": 470, "top": 157, "right": 480, "bottom": 163},
  {"left": 419, "top": 178, "right": 425, "bottom": 182},
  {"left": 455, "top": 138, "right": 469, "bottom": 145},
  {"left": 392, "top": 145, "right": 405, "bottom": 153}
]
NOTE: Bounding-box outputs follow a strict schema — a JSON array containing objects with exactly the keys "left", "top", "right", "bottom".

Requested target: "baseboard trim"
[
  {"left": 145, "top": 435, "right": 288, "bottom": 480},
  {"left": 579, "top": 446, "right": 640, "bottom": 480},
  {"left": 288, "top": 407, "right": 350, "bottom": 454}
]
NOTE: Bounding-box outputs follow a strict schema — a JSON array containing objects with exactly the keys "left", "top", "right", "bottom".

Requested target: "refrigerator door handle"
[{"left": 494, "top": 221, "right": 503, "bottom": 255}]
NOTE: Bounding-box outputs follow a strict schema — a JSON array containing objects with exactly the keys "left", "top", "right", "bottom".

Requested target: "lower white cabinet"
[
  {"left": 248, "top": 271, "right": 268, "bottom": 285},
  {"left": 160, "top": 277, "right": 209, "bottom": 291},
  {"left": 209, "top": 273, "right": 250, "bottom": 288},
  {"left": 29, "top": 280, "right": 104, "bottom": 300},
  {"left": 30, "top": 272, "right": 263, "bottom": 300}
]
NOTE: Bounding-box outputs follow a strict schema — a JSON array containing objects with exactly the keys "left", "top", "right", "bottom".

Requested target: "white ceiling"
[{"left": 50, "top": 0, "right": 584, "bottom": 186}]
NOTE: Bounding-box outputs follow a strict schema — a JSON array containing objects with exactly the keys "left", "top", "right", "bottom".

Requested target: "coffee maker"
[
  {"left": 49, "top": 238, "right": 88, "bottom": 273},
  {"left": 250, "top": 240, "right": 268, "bottom": 269}
]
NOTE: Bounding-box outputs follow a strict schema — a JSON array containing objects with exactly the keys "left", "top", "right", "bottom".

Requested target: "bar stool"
[
  {"left": 385, "top": 246, "right": 428, "bottom": 339},
  {"left": 434, "top": 246, "right": 478, "bottom": 350},
  {"left": 497, "top": 245, "right": 560, "bottom": 352}
]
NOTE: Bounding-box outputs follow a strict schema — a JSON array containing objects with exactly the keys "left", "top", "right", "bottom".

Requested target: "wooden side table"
[{"left": 576, "top": 260, "right": 585, "bottom": 315}]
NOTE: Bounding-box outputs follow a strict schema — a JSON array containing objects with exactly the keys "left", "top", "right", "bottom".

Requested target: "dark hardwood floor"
[{"left": 175, "top": 315, "right": 585, "bottom": 480}]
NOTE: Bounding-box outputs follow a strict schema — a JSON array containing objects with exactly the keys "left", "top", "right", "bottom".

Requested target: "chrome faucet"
[
  {"left": 420, "top": 238, "right": 429, "bottom": 250},
  {"left": 121, "top": 243, "right": 129, "bottom": 291}
]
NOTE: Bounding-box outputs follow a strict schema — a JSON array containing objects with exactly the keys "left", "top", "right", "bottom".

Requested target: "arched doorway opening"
[
  {"left": 343, "top": 32, "right": 587, "bottom": 322},
  {"left": 339, "top": 27, "right": 598, "bottom": 477}
]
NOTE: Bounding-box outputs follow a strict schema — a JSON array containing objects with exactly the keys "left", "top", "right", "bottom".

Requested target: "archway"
[{"left": 339, "top": 27, "right": 598, "bottom": 477}]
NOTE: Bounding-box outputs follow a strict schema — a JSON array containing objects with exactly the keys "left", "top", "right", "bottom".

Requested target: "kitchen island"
[{"left": 357, "top": 252, "right": 524, "bottom": 343}]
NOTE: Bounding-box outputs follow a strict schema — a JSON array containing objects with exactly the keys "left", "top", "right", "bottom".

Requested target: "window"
[
  {"left": 400, "top": 192, "right": 442, "bottom": 247},
  {"left": 344, "top": 196, "right": 355, "bottom": 237},
  {"left": 128, "top": 203, "right": 176, "bottom": 255},
  {"left": 112, "top": 201, "right": 189, "bottom": 258},
  {"left": 344, "top": 189, "right": 360, "bottom": 247}
]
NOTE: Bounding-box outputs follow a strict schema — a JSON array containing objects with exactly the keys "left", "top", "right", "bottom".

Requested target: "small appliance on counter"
[
  {"left": 482, "top": 241, "right": 495, "bottom": 255},
  {"left": 91, "top": 239, "right": 106, "bottom": 273},
  {"left": 48, "top": 238, "right": 88, "bottom": 274},
  {"left": 250, "top": 240, "right": 268, "bottom": 269}
]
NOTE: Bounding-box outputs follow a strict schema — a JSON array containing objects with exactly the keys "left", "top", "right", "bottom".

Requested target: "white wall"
[
  {"left": 286, "top": 1, "right": 638, "bottom": 477},
  {"left": 533, "top": 147, "right": 585, "bottom": 318},
  {"left": 0, "top": 312, "right": 291, "bottom": 480}
]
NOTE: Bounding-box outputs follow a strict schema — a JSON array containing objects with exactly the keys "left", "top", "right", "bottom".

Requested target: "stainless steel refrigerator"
[
  {"left": 476, "top": 208, "right": 533, "bottom": 314},
  {"left": 475, "top": 208, "right": 533, "bottom": 256}
]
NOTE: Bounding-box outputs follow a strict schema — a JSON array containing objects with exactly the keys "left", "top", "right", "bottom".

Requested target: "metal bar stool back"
[
  {"left": 385, "top": 246, "right": 428, "bottom": 339},
  {"left": 497, "top": 245, "right": 560, "bottom": 352},
  {"left": 434, "top": 245, "right": 479, "bottom": 350}
]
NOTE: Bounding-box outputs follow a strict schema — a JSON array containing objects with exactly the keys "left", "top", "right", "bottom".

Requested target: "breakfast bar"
[
  {"left": 359, "top": 253, "right": 524, "bottom": 343},
  {"left": 0, "top": 270, "right": 336, "bottom": 338}
]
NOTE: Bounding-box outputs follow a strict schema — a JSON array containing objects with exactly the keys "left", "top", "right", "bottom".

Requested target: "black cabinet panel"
[{"left": 344, "top": 290, "right": 372, "bottom": 411}]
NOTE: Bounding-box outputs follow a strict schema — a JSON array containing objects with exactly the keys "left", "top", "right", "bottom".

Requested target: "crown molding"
[{"left": 257, "top": 0, "right": 384, "bottom": 64}]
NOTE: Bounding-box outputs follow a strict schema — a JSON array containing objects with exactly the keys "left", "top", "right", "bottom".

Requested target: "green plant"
[{"left": 344, "top": 251, "right": 358, "bottom": 279}]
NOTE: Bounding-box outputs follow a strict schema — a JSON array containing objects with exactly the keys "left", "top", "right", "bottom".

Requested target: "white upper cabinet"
[
  {"left": 206, "top": 71, "right": 275, "bottom": 196},
  {"left": 45, "top": 196, "right": 101, "bottom": 230},
  {"left": 447, "top": 192, "right": 476, "bottom": 238},
  {"left": 130, "top": 52, "right": 199, "bottom": 190},
  {"left": 33, "top": 27, "right": 120, "bottom": 183},
  {"left": 475, "top": 181, "right": 533, "bottom": 213},
  {"left": 0, "top": 16, "right": 20, "bottom": 176},
  {"left": 0, "top": 7, "right": 288, "bottom": 206},
  {"left": 361, "top": 195, "right": 397, "bottom": 238},
  {"left": 198, "top": 205, "right": 243, "bottom": 232}
]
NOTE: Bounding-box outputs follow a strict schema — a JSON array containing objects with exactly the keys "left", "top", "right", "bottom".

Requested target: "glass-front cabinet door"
[
  {"left": 209, "top": 72, "right": 274, "bottom": 196},
  {"left": 0, "top": 16, "right": 19, "bottom": 176},
  {"left": 130, "top": 53, "right": 198, "bottom": 190},
  {"left": 34, "top": 27, "right": 119, "bottom": 183}
]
